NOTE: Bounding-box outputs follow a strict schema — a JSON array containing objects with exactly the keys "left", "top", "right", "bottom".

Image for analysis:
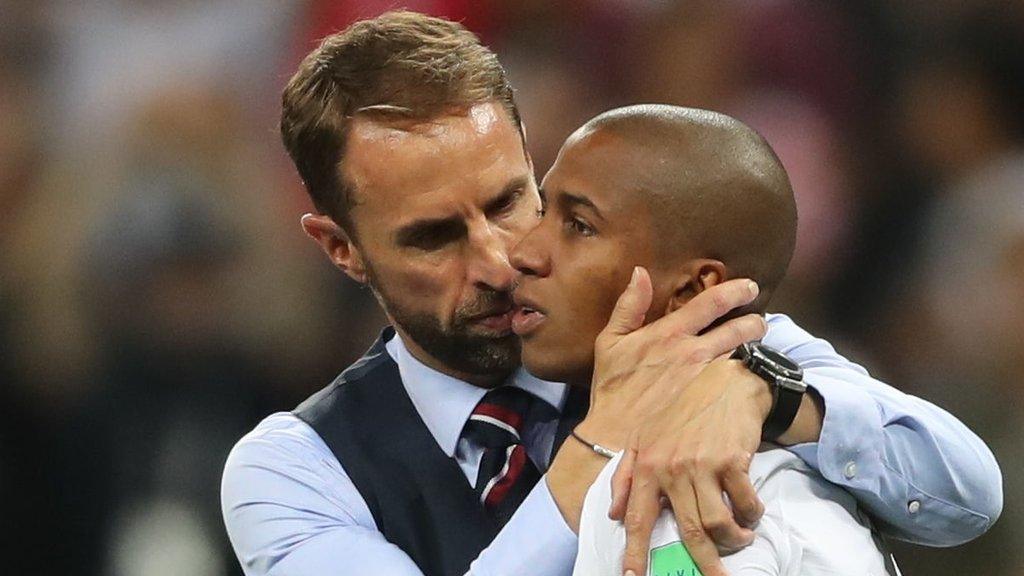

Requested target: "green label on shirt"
[{"left": 649, "top": 541, "right": 702, "bottom": 576}]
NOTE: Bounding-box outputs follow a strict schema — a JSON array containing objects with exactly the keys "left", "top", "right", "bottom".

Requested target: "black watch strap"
[{"left": 762, "top": 383, "right": 803, "bottom": 441}]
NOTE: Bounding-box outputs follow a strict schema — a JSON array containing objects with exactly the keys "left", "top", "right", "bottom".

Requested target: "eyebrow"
[
  {"left": 393, "top": 175, "right": 531, "bottom": 246},
  {"left": 558, "top": 191, "right": 606, "bottom": 221}
]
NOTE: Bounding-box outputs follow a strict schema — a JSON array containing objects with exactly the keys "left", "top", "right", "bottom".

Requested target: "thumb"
[{"left": 603, "top": 266, "right": 652, "bottom": 337}]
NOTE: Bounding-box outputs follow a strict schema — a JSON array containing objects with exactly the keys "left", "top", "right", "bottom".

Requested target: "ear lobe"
[
  {"left": 300, "top": 213, "right": 368, "bottom": 283},
  {"left": 665, "top": 259, "right": 727, "bottom": 314}
]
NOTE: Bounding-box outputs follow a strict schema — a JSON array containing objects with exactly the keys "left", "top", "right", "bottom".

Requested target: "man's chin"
[
  {"left": 465, "top": 324, "right": 515, "bottom": 340},
  {"left": 380, "top": 297, "right": 520, "bottom": 375},
  {"left": 411, "top": 325, "right": 522, "bottom": 376}
]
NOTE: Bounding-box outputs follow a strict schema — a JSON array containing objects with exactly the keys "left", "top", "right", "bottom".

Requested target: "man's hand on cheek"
[
  {"left": 610, "top": 359, "right": 772, "bottom": 576},
  {"left": 575, "top": 267, "right": 770, "bottom": 576}
]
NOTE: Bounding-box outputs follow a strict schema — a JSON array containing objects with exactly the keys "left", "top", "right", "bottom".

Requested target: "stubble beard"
[{"left": 365, "top": 267, "right": 521, "bottom": 380}]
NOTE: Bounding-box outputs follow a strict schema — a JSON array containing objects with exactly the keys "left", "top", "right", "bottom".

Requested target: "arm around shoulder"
[{"left": 763, "top": 314, "right": 1003, "bottom": 546}]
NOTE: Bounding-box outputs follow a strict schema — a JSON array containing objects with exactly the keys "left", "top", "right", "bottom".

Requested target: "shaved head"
[
  {"left": 567, "top": 104, "right": 797, "bottom": 311},
  {"left": 512, "top": 104, "right": 799, "bottom": 382}
]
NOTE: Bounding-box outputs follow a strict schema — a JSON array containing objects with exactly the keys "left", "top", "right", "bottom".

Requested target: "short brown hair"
[{"left": 280, "top": 10, "right": 522, "bottom": 232}]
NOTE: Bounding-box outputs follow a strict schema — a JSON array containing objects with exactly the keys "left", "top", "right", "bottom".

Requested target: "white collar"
[{"left": 385, "top": 332, "right": 568, "bottom": 457}]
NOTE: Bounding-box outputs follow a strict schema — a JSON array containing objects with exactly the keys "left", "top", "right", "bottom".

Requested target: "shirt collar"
[{"left": 385, "top": 331, "right": 568, "bottom": 457}]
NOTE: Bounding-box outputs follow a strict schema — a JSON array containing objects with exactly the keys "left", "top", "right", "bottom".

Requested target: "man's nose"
[
  {"left": 509, "top": 224, "right": 550, "bottom": 279},
  {"left": 466, "top": 223, "right": 517, "bottom": 291}
]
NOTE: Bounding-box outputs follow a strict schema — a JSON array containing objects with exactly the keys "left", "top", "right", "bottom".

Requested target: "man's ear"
[
  {"left": 664, "top": 259, "right": 728, "bottom": 315},
  {"left": 300, "top": 213, "right": 368, "bottom": 284}
]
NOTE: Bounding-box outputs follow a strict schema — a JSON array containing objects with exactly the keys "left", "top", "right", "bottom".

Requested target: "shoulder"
[
  {"left": 221, "top": 415, "right": 384, "bottom": 574},
  {"left": 294, "top": 342, "right": 398, "bottom": 425},
  {"left": 224, "top": 412, "right": 336, "bottom": 471},
  {"left": 221, "top": 412, "right": 362, "bottom": 518}
]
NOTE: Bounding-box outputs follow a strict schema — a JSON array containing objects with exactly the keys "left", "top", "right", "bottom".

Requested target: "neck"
[{"left": 558, "top": 365, "right": 594, "bottom": 389}]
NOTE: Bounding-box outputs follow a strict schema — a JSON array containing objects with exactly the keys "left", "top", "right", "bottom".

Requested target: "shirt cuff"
[
  {"left": 468, "top": 475, "right": 578, "bottom": 576},
  {"left": 786, "top": 372, "right": 884, "bottom": 493}
]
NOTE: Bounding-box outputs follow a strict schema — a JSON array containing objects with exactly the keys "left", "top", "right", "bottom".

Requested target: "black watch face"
[{"left": 759, "top": 346, "right": 801, "bottom": 373}]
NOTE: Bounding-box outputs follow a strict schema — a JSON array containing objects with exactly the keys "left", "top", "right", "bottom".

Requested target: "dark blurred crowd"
[{"left": 1, "top": 1, "right": 1021, "bottom": 575}]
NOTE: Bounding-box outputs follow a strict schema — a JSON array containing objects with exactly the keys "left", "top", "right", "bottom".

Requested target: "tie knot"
[{"left": 463, "top": 387, "right": 535, "bottom": 449}]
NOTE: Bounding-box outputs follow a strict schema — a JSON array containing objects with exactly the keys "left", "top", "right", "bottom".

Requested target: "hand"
[
  {"left": 578, "top": 266, "right": 767, "bottom": 449},
  {"left": 610, "top": 359, "right": 773, "bottom": 576}
]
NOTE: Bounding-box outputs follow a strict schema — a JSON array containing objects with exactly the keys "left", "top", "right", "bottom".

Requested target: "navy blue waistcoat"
[{"left": 294, "top": 329, "right": 589, "bottom": 576}]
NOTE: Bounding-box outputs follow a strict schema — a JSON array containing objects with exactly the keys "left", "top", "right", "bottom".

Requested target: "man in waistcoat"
[{"left": 221, "top": 11, "right": 1002, "bottom": 576}]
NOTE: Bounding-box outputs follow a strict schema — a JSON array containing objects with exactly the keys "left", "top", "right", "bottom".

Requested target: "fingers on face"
[
  {"left": 674, "top": 313, "right": 767, "bottom": 365},
  {"left": 656, "top": 278, "right": 760, "bottom": 337},
  {"left": 601, "top": 266, "right": 653, "bottom": 339},
  {"left": 706, "top": 313, "right": 767, "bottom": 350}
]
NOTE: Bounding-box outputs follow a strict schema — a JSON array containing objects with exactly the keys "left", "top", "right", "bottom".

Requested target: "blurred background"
[{"left": 1, "top": 0, "right": 1021, "bottom": 574}]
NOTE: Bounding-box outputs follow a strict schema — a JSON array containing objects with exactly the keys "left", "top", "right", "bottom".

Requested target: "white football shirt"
[{"left": 574, "top": 449, "right": 890, "bottom": 576}]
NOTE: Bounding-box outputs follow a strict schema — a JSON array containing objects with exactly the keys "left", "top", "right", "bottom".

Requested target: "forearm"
[
  {"left": 545, "top": 422, "right": 617, "bottom": 532},
  {"left": 812, "top": 373, "right": 1001, "bottom": 545},
  {"left": 775, "top": 387, "right": 824, "bottom": 446},
  {"left": 469, "top": 480, "right": 579, "bottom": 576},
  {"left": 765, "top": 313, "right": 1003, "bottom": 544}
]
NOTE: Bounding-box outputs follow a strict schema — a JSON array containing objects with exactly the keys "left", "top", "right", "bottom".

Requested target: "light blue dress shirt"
[{"left": 221, "top": 314, "right": 1002, "bottom": 576}]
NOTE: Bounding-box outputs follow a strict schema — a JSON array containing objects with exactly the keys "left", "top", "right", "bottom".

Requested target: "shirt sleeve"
[
  {"left": 221, "top": 413, "right": 579, "bottom": 576},
  {"left": 471, "top": 476, "right": 579, "bottom": 576},
  {"left": 763, "top": 314, "right": 1003, "bottom": 546},
  {"left": 572, "top": 455, "right": 622, "bottom": 576}
]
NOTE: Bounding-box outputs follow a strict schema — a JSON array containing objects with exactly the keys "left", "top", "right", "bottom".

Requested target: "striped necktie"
[{"left": 461, "top": 386, "right": 542, "bottom": 525}]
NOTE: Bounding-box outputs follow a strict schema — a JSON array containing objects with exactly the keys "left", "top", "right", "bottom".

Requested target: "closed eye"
[{"left": 485, "top": 188, "right": 523, "bottom": 219}]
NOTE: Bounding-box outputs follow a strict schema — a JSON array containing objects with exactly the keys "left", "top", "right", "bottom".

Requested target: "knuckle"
[
  {"left": 695, "top": 344, "right": 716, "bottom": 363},
  {"left": 746, "top": 314, "right": 767, "bottom": 337},
  {"left": 703, "top": 513, "right": 733, "bottom": 536},
  {"left": 678, "top": 520, "right": 709, "bottom": 545},
  {"left": 710, "top": 290, "right": 730, "bottom": 315},
  {"left": 681, "top": 343, "right": 711, "bottom": 364},
  {"left": 624, "top": 510, "right": 646, "bottom": 532},
  {"left": 730, "top": 486, "right": 757, "bottom": 508},
  {"left": 692, "top": 453, "right": 712, "bottom": 472},
  {"left": 668, "top": 454, "right": 692, "bottom": 476},
  {"left": 726, "top": 321, "right": 745, "bottom": 342},
  {"left": 727, "top": 451, "right": 751, "bottom": 472},
  {"left": 634, "top": 455, "right": 657, "bottom": 476}
]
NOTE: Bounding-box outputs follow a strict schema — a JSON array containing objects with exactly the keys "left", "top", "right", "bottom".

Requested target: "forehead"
[
  {"left": 543, "top": 129, "right": 650, "bottom": 216},
  {"left": 343, "top": 102, "right": 527, "bottom": 220}
]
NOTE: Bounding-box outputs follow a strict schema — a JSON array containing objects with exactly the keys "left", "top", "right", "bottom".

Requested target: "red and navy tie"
[{"left": 461, "top": 387, "right": 542, "bottom": 525}]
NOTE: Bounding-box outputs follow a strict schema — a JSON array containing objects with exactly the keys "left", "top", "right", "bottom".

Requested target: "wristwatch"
[{"left": 731, "top": 341, "right": 806, "bottom": 441}]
